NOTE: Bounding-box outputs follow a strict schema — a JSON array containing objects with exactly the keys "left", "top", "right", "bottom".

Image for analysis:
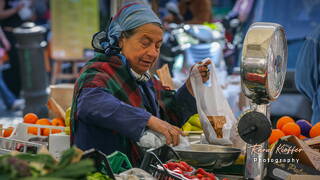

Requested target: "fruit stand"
[{"left": 1, "top": 20, "right": 320, "bottom": 180}]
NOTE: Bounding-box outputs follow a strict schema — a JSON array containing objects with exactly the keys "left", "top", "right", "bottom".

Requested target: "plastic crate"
[
  {"left": 82, "top": 149, "right": 116, "bottom": 180},
  {"left": 82, "top": 149, "right": 133, "bottom": 180},
  {"left": 2, "top": 123, "right": 70, "bottom": 159},
  {"left": 0, "top": 137, "right": 44, "bottom": 154},
  {"left": 140, "top": 145, "right": 187, "bottom": 180},
  {"left": 9, "top": 123, "right": 66, "bottom": 141},
  {"left": 107, "top": 151, "right": 132, "bottom": 174}
]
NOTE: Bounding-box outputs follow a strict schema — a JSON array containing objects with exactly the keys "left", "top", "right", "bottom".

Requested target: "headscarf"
[
  {"left": 295, "top": 26, "right": 320, "bottom": 125},
  {"left": 92, "top": 2, "right": 161, "bottom": 56}
]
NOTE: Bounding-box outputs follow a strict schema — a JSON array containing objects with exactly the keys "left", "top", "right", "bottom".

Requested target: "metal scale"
[{"left": 237, "top": 22, "right": 288, "bottom": 179}]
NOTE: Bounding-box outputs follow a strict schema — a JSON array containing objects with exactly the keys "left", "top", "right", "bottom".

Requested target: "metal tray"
[{"left": 174, "top": 144, "right": 241, "bottom": 168}]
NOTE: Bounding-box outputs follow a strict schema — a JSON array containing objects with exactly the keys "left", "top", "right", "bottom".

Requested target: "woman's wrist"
[{"left": 186, "top": 78, "right": 194, "bottom": 97}]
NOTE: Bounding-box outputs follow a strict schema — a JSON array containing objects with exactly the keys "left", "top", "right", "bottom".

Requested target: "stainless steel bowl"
[{"left": 174, "top": 144, "right": 241, "bottom": 168}]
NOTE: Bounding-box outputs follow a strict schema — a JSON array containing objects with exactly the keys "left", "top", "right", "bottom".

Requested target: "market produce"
[
  {"left": 64, "top": 107, "right": 71, "bottom": 135},
  {"left": 182, "top": 114, "right": 203, "bottom": 132},
  {"left": 163, "top": 161, "right": 217, "bottom": 180},
  {"left": 36, "top": 118, "right": 52, "bottom": 126},
  {"left": 182, "top": 122, "right": 193, "bottom": 132},
  {"left": 51, "top": 118, "right": 65, "bottom": 127},
  {"left": 188, "top": 114, "right": 202, "bottom": 128},
  {"left": 3, "top": 127, "right": 14, "bottom": 137},
  {"left": 296, "top": 119, "right": 312, "bottom": 137},
  {"left": 309, "top": 122, "right": 320, "bottom": 138},
  {"left": 281, "top": 122, "right": 301, "bottom": 137},
  {"left": 87, "top": 172, "right": 112, "bottom": 180},
  {"left": 299, "top": 135, "right": 307, "bottom": 140},
  {"left": 276, "top": 116, "right": 295, "bottom": 129},
  {"left": 268, "top": 129, "right": 285, "bottom": 144},
  {"left": 269, "top": 116, "right": 315, "bottom": 144},
  {"left": 42, "top": 128, "right": 62, "bottom": 136},
  {"left": 23, "top": 113, "right": 39, "bottom": 124},
  {"left": 22, "top": 113, "right": 66, "bottom": 136},
  {"left": 0, "top": 147, "right": 96, "bottom": 180}
]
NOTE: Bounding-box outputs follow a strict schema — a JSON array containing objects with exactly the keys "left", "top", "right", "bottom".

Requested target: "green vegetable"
[
  {"left": 46, "top": 159, "right": 95, "bottom": 178},
  {"left": 87, "top": 172, "right": 112, "bottom": 180}
]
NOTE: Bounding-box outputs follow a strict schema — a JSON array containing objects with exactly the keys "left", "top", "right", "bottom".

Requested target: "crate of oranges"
[
  {"left": 6, "top": 113, "right": 67, "bottom": 141},
  {"left": 268, "top": 116, "right": 320, "bottom": 145}
]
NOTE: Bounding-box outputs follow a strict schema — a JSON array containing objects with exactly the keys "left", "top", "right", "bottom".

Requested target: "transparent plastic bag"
[{"left": 190, "top": 58, "right": 236, "bottom": 145}]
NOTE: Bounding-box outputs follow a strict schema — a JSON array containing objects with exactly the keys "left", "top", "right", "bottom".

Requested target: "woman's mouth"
[{"left": 140, "top": 59, "right": 153, "bottom": 67}]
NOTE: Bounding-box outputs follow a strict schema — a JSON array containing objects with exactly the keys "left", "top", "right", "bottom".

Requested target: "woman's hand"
[
  {"left": 186, "top": 60, "right": 212, "bottom": 96},
  {"left": 147, "top": 115, "right": 182, "bottom": 146}
]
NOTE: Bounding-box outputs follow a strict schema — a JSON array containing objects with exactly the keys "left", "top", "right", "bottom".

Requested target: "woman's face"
[{"left": 119, "top": 23, "right": 163, "bottom": 74}]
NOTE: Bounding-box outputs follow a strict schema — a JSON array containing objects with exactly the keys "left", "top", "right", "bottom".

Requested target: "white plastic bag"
[
  {"left": 190, "top": 58, "right": 236, "bottom": 145},
  {"left": 137, "top": 130, "right": 190, "bottom": 149}
]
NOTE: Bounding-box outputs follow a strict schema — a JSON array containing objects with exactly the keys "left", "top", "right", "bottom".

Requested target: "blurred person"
[
  {"left": 0, "top": 27, "right": 24, "bottom": 111},
  {"left": 295, "top": 26, "right": 320, "bottom": 125},
  {"left": 0, "top": 0, "right": 30, "bottom": 97},
  {"left": 31, "top": 0, "right": 50, "bottom": 26},
  {"left": 71, "top": 2, "right": 211, "bottom": 165},
  {"left": 178, "top": 0, "right": 212, "bottom": 24}
]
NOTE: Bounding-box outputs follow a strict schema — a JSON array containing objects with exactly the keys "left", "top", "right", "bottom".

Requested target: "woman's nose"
[{"left": 146, "top": 46, "right": 159, "bottom": 58}]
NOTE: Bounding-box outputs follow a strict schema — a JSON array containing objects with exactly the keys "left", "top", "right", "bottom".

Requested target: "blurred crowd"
[{"left": 0, "top": 0, "right": 49, "bottom": 112}]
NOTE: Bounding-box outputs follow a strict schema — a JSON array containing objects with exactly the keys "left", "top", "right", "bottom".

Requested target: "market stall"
[{"left": 1, "top": 21, "right": 320, "bottom": 180}]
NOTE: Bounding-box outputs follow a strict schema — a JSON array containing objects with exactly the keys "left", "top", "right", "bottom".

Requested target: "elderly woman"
[{"left": 71, "top": 2, "right": 211, "bottom": 165}]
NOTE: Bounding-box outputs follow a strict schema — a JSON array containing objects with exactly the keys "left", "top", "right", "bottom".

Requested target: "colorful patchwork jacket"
[{"left": 70, "top": 53, "right": 197, "bottom": 165}]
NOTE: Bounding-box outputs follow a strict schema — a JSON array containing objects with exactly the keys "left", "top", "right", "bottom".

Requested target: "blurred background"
[{"left": 0, "top": 0, "right": 319, "bottom": 128}]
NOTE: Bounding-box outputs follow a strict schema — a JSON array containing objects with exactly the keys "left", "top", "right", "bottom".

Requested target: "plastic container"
[
  {"left": 9, "top": 123, "right": 66, "bottom": 141},
  {"left": 82, "top": 149, "right": 116, "bottom": 180},
  {"left": 0, "top": 137, "right": 44, "bottom": 154},
  {"left": 107, "top": 151, "right": 132, "bottom": 174},
  {"left": 81, "top": 149, "right": 133, "bottom": 180},
  {"left": 140, "top": 145, "right": 186, "bottom": 180}
]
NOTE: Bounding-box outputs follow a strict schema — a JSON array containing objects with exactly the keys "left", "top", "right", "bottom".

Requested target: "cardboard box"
[
  {"left": 286, "top": 175, "right": 320, "bottom": 180},
  {"left": 286, "top": 136, "right": 320, "bottom": 171},
  {"left": 267, "top": 138, "right": 320, "bottom": 180},
  {"left": 49, "top": 83, "right": 74, "bottom": 111},
  {"left": 305, "top": 136, "right": 320, "bottom": 153}
]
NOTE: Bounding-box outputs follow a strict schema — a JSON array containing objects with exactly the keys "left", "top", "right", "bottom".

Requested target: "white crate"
[
  {"left": 9, "top": 123, "right": 66, "bottom": 141},
  {"left": 0, "top": 137, "right": 44, "bottom": 154},
  {"left": 0, "top": 123, "right": 70, "bottom": 158}
]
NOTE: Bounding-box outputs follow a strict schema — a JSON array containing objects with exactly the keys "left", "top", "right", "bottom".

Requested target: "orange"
[
  {"left": 3, "top": 127, "right": 14, "bottom": 137},
  {"left": 268, "top": 129, "right": 285, "bottom": 144},
  {"left": 299, "top": 135, "right": 307, "bottom": 140},
  {"left": 23, "top": 113, "right": 38, "bottom": 124},
  {"left": 35, "top": 118, "right": 51, "bottom": 126},
  {"left": 52, "top": 118, "right": 65, "bottom": 127},
  {"left": 35, "top": 119, "right": 52, "bottom": 136},
  {"left": 276, "top": 116, "right": 295, "bottom": 129},
  {"left": 27, "top": 127, "right": 39, "bottom": 135},
  {"left": 42, "top": 128, "right": 62, "bottom": 136},
  {"left": 281, "top": 122, "right": 301, "bottom": 136},
  {"left": 309, "top": 122, "right": 320, "bottom": 138}
]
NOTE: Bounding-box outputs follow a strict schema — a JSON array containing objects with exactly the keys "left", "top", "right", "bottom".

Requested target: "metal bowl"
[{"left": 174, "top": 144, "right": 241, "bottom": 168}]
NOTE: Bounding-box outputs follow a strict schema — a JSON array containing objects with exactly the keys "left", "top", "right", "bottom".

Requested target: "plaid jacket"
[{"left": 71, "top": 53, "right": 187, "bottom": 165}]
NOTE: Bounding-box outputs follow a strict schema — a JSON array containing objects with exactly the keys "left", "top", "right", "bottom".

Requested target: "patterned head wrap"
[{"left": 92, "top": 2, "right": 161, "bottom": 56}]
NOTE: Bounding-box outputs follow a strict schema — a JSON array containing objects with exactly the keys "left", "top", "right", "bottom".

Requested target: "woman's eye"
[
  {"left": 156, "top": 43, "right": 162, "bottom": 49},
  {"left": 140, "top": 40, "right": 150, "bottom": 47}
]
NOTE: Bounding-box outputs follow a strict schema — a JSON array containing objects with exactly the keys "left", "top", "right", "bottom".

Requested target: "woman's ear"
[{"left": 118, "top": 37, "right": 124, "bottom": 49}]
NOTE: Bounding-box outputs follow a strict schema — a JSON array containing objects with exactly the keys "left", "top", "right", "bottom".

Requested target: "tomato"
[
  {"left": 166, "top": 162, "right": 177, "bottom": 170},
  {"left": 172, "top": 167, "right": 183, "bottom": 174},
  {"left": 196, "top": 173, "right": 203, "bottom": 178},
  {"left": 196, "top": 168, "right": 206, "bottom": 175}
]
